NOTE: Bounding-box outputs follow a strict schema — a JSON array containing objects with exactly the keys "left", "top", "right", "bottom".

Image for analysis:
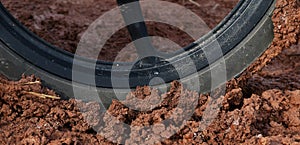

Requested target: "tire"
[{"left": 0, "top": 0, "right": 275, "bottom": 104}]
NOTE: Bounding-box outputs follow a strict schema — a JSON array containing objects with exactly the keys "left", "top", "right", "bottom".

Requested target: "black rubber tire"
[{"left": 0, "top": 0, "right": 275, "bottom": 103}]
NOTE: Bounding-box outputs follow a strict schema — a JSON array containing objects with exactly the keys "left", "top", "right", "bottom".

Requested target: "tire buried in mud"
[{"left": 0, "top": 0, "right": 275, "bottom": 104}]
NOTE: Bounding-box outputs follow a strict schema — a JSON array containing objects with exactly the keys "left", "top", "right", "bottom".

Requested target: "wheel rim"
[{"left": 0, "top": 0, "right": 274, "bottom": 88}]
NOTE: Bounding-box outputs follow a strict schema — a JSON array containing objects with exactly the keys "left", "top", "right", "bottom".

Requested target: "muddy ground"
[{"left": 0, "top": 0, "right": 300, "bottom": 144}]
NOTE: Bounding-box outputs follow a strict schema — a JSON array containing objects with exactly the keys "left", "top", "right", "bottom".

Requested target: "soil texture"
[{"left": 0, "top": 0, "right": 300, "bottom": 144}]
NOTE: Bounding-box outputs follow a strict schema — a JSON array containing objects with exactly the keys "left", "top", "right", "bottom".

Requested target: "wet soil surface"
[
  {"left": 0, "top": 0, "right": 300, "bottom": 144},
  {"left": 2, "top": 0, "right": 238, "bottom": 61}
]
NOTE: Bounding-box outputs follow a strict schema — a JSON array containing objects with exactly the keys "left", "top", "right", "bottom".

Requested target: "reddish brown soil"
[
  {"left": 2, "top": 0, "right": 237, "bottom": 61},
  {"left": 0, "top": 0, "right": 300, "bottom": 144}
]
